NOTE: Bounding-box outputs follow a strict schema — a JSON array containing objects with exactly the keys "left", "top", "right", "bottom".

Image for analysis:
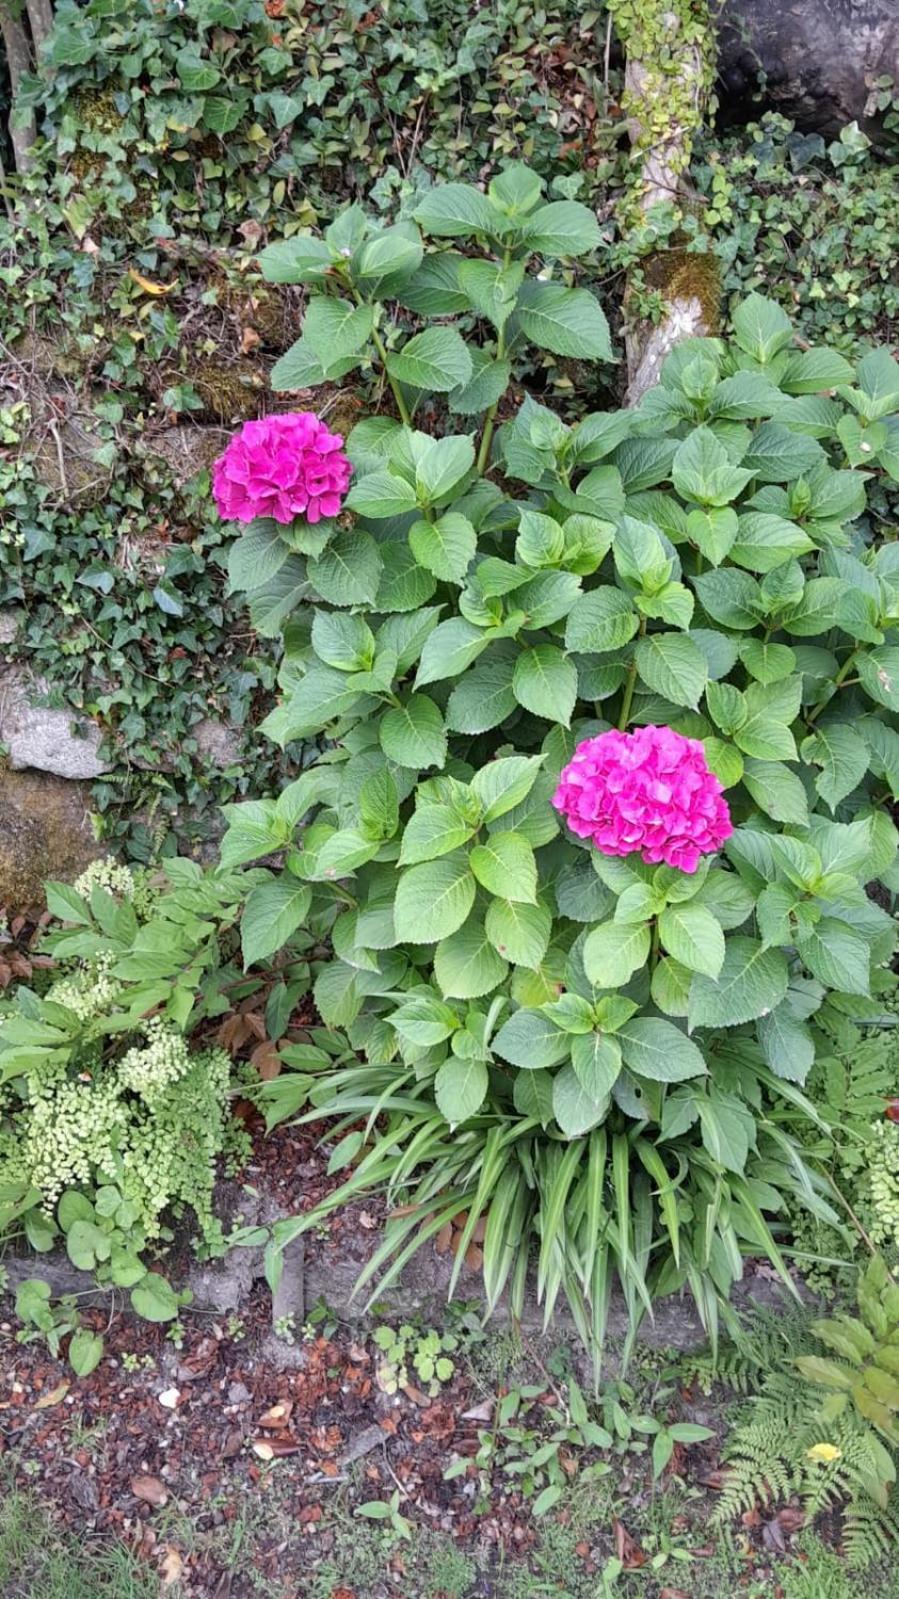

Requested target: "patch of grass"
[{"left": 0, "top": 1474, "right": 156, "bottom": 1599}]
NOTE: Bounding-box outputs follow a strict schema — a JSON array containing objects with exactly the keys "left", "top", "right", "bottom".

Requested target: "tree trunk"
[
  {"left": 719, "top": 0, "right": 899, "bottom": 139},
  {"left": 24, "top": 0, "right": 53, "bottom": 56},
  {"left": 0, "top": 3, "right": 37, "bottom": 173},
  {"left": 611, "top": 3, "right": 718, "bottom": 404}
]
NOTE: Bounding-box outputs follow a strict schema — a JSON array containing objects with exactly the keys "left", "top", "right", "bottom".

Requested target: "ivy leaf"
[
  {"left": 688, "top": 937, "right": 789, "bottom": 1028},
  {"left": 393, "top": 853, "right": 477, "bottom": 943}
]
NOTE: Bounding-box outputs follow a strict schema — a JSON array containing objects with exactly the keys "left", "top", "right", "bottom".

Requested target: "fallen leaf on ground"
[
  {"left": 462, "top": 1398, "right": 493, "bottom": 1422},
  {"left": 613, "top": 1519, "right": 646, "bottom": 1569},
  {"left": 34, "top": 1381, "right": 69, "bottom": 1409},
  {"left": 258, "top": 1401, "right": 293, "bottom": 1428},
  {"left": 131, "top": 1474, "right": 168, "bottom": 1508},
  {"left": 160, "top": 1546, "right": 184, "bottom": 1587}
]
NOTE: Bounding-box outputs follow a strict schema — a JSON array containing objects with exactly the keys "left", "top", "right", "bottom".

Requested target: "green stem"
[
  {"left": 806, "top": 648, "right": 858, "bottom": 725},
  {"left": 618, "top": 663, "right": 637, "bottom": 731},
  {"left": 618, "top": 619, "right": 646, "bottom": 731},
  {"left": 475, "top": 249, "right": 512, "bottom": 477},
  {"left": 650, "top": 920, "right": 660, "bottom": 971},
  {"left": 369, "top": 320, "right": 412, "bottom": 428}
]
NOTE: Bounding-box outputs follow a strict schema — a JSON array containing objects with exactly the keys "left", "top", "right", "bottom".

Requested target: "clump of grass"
[{"left": 0, "top": 1472, "right": 156, "bottom": 1599}]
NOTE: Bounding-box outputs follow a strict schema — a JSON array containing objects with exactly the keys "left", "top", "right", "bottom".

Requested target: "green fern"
[
  {"left": 715, "top": 1373, "right": 899, "bottom": 1568},
  {"left": 681, "top": 1305, "right": 817, "bottom": 1396},
  {"left": 841, "top": 1491, "right": 899, "bottom": 1571}
]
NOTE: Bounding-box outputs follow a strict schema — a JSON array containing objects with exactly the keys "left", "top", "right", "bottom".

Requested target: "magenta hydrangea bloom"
[
  {"left": 212, "top": 412, "right": 352, "bottom": 525},
  {"left": 552, "top": 725, "right": 732, "bottom": 875}
]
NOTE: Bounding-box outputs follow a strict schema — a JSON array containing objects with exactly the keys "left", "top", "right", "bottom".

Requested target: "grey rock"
[
  {"left": 271, "top": 1236, "right": 305, "bottom": 1329},
  {"left": 193, "top": 718, "right": 243, "bottom": 768},
  {"left": 0, "top": 767, "right": 106, "bottom": 913},
  {"left": 0, "top": 667, "right": 108, "bottom": 779},
  {"left": 0, "top": 612, "right": 19, "bottom": 646}
]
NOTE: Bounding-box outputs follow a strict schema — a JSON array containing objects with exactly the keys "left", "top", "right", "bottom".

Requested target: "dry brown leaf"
[
  {"left": 258, "top": 1401, "right": 293, "bottom": 1428},
  {"left": 461, "top": 1399, "right": 493, "bottom": 1422},
  {"left": 159, "top": 1546, "right": 184, "bottom": 1587},
  {"left": 240, "top": 326, "right": 261, "bottom": 355},
  {"left": 34, "top": 1381, "right": 69, "bottom": 1409},
  {"left": 131, "top": 1474, "right": 168, "bottom": 1508},
  {"left": 251, "top": 1039, "right": 281, "bottom": 1080}
]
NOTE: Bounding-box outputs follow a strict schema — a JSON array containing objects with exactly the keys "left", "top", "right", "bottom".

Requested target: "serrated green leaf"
[
  {"left": 393, "top": 853, "right": 476, "bottom": 943},
  {"left": 470, "top": 831, "right": 537, "bottom": 903},
  {"left": 387, "top": 327, "right": 473, "bottom": 392},
  {"left": 485, "top": 897, "right": 552, "bottom": 968},
  {"left": 582, "top": 921, "right": 651, "bottom": 989},
  {"left": 517, "top": 280, "right": 613, "bottom": 360},
  {"left": 435, "top": 1057, "right": 488, "bottom": 1124},
  {"left": 658, "top": 903, "right": 725, "bottom": 978},
  {"left": 242, "top": 880, "right": 312, "bottom": 967},
  {"left": 635, "top": 633, "right": 708, "bottom": 709},
  {"left": 512, "top": 645, "right": 577, "bottom": 725},
  {"left": 434, "top": 921, "right": 509, "bottom": 998},
  {"left": 688, "top": 937, "right": 789, "bottom": 1028},
  {"left": 616, "top": 1017, "right": 707, "bottom": 1082},
  {"left": 379, "top": 694, "right": 447, "bottom": 771},
  {"left": 492, "top": 1008, "right": 570, "bottom": 1069}
]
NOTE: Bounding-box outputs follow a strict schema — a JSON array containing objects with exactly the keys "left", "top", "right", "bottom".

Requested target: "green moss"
[
  {"left": 643, "top": 244, "right": 722, "bottom": 329},
  {"left": 190, "top": 359, "right": 266, "bottom": 422}
]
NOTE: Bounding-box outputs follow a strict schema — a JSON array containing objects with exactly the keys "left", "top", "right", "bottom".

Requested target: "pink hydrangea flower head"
[
  {"left": 212, "top": 411, "right": 352, "bottom": 526},
  {"left": 552, "top": 725, "right": 732, "bottom": 874}
]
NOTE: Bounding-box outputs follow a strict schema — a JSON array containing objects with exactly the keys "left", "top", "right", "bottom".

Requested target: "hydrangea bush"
[{"left": 221, "top": 171, "right": 899, "bottom": 1366}]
